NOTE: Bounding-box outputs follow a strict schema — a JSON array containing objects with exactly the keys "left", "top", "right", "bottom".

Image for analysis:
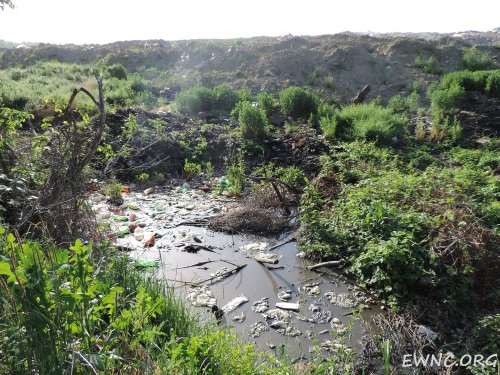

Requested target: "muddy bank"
[{"left": 92, "top": 183, "right": 382, "bottom": 357}]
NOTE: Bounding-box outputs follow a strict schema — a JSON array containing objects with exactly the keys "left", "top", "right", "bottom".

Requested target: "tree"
[{"left": 0, "top": 0, "right": 14, "bottom": 10}]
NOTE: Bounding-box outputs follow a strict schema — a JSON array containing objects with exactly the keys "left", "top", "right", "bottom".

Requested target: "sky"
[{"left": 1, "top": 0, "right": 499, "bottom": 45}]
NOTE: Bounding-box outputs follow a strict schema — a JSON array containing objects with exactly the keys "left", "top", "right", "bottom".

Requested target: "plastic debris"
[
  {"left": 324, "top": 291, "right": 357, "bottom": 308},
  {"left": 186, "top": 285, "right": 216, "bottom": 307},
  {"left": 278, "top": 291, "right": 292, "bottom": 301},
  {"left": 112, "top": 215, "right": 129, "bottom": 222},
  {"left": 417, "top": 325, "right": 438, "bottom": 342},
  {"left": 251, "top": 298, "right": 269, "bottom": 313},
  {"left": 276, "top": 302, "right": 299, "bottom": 311},
  {"left": 221, "top": 295, "right": 249, "bottom": 314},
  {"left": 231, "top": 312, "right": 246, "bottom": 323},
  {"left": 249, "top": 321, "right": 269, "bottom": 338},
  {"left": 135, "top": 259, "right": 159, "bottom": 269}
]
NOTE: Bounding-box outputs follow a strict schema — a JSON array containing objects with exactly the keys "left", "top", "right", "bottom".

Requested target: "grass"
[
  {"left": 0, "top": 228, "right": 307, "bottom": 374},
  {"left": 0, "top": 61, "right": 159, "bottom": 110}
]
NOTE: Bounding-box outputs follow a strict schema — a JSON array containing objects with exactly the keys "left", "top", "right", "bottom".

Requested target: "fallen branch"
[
  {"left": 306, "top": 260, "right": 342, "bottom": 271},
  {"left": 243, "top": 174, "right": 299, "bottom": 194},
  {"left": 182, "top": 244, "right": 218, "bottom": 253},
  {"left": 192, "top": 264, "right": 247, "bottom": 286},
  {"left": 172, "top": 259, "right": 216, "bottom": 270},
  {"left": 268, "top": 237, "right": 296, "bottom": 252}
]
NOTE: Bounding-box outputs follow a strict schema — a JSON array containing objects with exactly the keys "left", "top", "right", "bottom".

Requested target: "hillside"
[{"left": 1, "top": 31, "right": 499, "bottom": 102}]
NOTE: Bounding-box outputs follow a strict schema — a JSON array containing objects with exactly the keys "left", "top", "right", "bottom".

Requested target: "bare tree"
[{"left": 19, "top": 75, "right": 107, "bottom": 244}]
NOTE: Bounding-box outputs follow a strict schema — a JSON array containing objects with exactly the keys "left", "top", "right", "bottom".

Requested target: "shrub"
[
  {"left": 237, "top": 101, "right": 268, "bottom": 139},
  {"left": 428, "top": 81, "right": 465, "bottom": 119},
  {"left": 226, "top": 157, "right": 245, "bottom": 193},
  {"left": 461, "top": 48, "right": 496, "bottom": 71},
  {"left": 414, "top": 55, "right": 440, "bottom": 74},
  {"left": 213, "top": 84, "right": 240, "bottom": 111},
  {"left": 473, "top": 314, "right": 500, "bottom": 354},
  {"left": 329, "top": 103, "right": 408, "bottom": 145},
  {"left": 107, "top": 63, "right": 128, "bottom": 80},
  {"left": 256, "top": 91, "right": 277, "bottom": 117},
  {"left": 174, "top": 86, "right": 214, "bottom": 113},
  {"left": 485, "top": 71, "right": 500, "bottom": 97},
  {"left": 279, "top": 86, "right": 318, "bottom": 119},
  {"left": 183, "top": 159, "right": 202, "bottom": 180},
  {"left": 103, "top": 180, "right": 123, "bottom": 205}
]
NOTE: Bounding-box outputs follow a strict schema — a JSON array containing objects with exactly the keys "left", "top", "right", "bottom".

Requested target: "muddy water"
[{"left": 93, "top": 186, "right": 381, "bottom": 358}]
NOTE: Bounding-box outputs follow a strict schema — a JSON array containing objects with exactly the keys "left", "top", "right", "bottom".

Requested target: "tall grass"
[{"left": 0, "top": 228, "right": 296, "bottom": 374}]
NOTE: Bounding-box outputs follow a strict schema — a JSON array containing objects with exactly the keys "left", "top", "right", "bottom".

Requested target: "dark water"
[{"left": 127, "top": 225, "right": 381, "bottom": 358}]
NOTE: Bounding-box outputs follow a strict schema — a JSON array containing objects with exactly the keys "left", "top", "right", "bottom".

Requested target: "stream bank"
[{"left": 92, "top": 181, "right": 382, "bottom": 359}]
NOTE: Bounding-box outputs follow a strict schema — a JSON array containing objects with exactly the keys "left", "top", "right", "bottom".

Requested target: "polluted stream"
[{"left": 93, "top": 184, "right": 382, "bottom": 358}]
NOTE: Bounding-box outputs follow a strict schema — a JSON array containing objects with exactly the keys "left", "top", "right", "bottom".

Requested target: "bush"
[
  {"left": 107, "top": 63, "right": 128, "bottom": 80},
  {"left": 279, "top": 86, "right": 318, "bottom": 119},
  {"left": 414, "top": 55, "right": 440, "bottom": 74},
  {"left": 213, "top": 84, "right": 240, "bottom": 111},
  {"left": 473, "top": 314, "right": 500, "bottom": 354},
  {"left": 328, "top": 103, "right": 408, "bottom": 145},
  {"left": 175, "top": 85, "right": 241, "bottom": 113},
  {"left": 485, "top": 71, "right": 500, "bottom": 97},
  {"left": 461, "top": 48, "right": 496, "bottom": 71},
  {"left": 237, "top": 101, "right": 268, "bottom": 139},
  {"left": 256, "top": 91, "right": 277, "bottom": 117},
  {"left": 175, "top": 86, "right": 214, "bottom": 113}
]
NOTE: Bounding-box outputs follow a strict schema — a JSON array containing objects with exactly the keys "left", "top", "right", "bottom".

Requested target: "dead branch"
[
  {"left": 191, "top": 264, "right": 247, "bottom": 286},
  {"left": 268, "top": 237, "right": 296, "bottom": 252},
  {"left": 243, "top": 174, "right": 300, "bottom": 194},
  {"left": 306, "top": 260, "right": 342, "bottom": 270},
  {"left": 172, "top": 259, "right": 217, "bottom": 270}
]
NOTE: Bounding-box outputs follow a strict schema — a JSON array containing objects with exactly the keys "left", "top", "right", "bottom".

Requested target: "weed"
[
  {"left": 226, "top": 157, "right": 245, "bottom": 193},
  {"left": 183, "top": 159, "right": 202, "bottom": 180},
  {"left": 414, "top": 55, "right": 441, "bottom": 74}
]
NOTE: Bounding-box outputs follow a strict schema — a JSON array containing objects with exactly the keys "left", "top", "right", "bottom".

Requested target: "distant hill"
[{"left": 1, "top": 31, "right": 498, "bottom": 101}]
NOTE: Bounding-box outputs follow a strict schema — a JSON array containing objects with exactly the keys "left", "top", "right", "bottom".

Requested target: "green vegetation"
[
  {"left": 1, "top": 38, "right": 499, "bottom": 374},
  {"left": 174, "top": 84, "right": 240, "bottom": 113},
  {"left": 256, "top": 91, "right": 278, "bottom": 117},
  {"left": 321, "top": 103, "right": 407, "bottom": 145},
  {"left": 235, "top": 101, "right": 268, "bottom": 139},
  {"left": 0, "top": 61, "right": 157, "bottom": 110},
  {"left": 414, "top": 55, "right": 441, "bottom": 75},
  {"left": 461, "top": 48, "right": 497, "bottom": 71},
  {"left": 279, "top": 86, "right": 318, "bottom": 119},
  {"left": 428, "top": 69, "right": 500, "bottom": 128},
  {"left": 226, "top": 157, "right": 246, "bottom": 193},
  {"left": 0, "top": 228, "right": 299, "bottom": 374},
  {"left": 300, "top": 139, "right": 499, "bottom": 308}
]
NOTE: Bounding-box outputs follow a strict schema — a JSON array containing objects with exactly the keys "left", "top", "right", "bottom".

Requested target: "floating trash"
[
  {"left": 252, "top": 298, "right": 269, "bottom": 313},
  {"left": 278, "top": 291, "right": 292, "bottom": 301},
  {"left": 135, "top": 259, "right": 159, "bottom": 269},
  {"left": 186, "top": 285, "right": 216, "bottom": 307},
  {"left": 276, "top": 302, "right": 299, "bottom": 311},
  {"left": 221, "top": 295, "right": 248, "bottom": 314},
  {"left": 324, "top": 291, "right": 358, "bottom": 308},
  {"left": 232, "top": 312, "right": 246, "bottom": 323},
  {"left": 249, "top": 321, "right": 269, "bottom": 338}
]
